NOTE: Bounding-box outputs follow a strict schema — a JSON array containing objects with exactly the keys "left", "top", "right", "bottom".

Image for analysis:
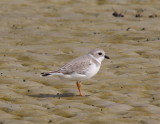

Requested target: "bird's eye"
[{"left": 98, "top": 52, "right": 102, "bottom": 55}]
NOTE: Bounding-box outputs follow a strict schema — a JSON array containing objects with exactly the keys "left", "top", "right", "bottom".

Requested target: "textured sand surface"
[{"left": 0, "top": 0, "right": 160, "bottom": 124}]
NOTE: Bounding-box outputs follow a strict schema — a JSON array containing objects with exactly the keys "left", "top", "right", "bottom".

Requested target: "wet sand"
[{"left": 0, "top": 0, "right": 160, "bottom": 124}]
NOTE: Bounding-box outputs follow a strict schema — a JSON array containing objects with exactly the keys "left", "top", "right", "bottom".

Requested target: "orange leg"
[{"left": 76, "top": 81, "right": 83, "bottom": 96}]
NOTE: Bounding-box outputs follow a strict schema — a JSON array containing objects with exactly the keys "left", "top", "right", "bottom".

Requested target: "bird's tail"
[
  {"left": 40, "top": 71, "right": 62, "bottom": 77},
  {"left": 40, "top": 72, "right": 52, "bottom": 77}
]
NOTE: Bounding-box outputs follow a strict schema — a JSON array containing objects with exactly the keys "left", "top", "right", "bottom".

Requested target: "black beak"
[{"left": 105, "top": 55, "right": 110, "bottom": 59}]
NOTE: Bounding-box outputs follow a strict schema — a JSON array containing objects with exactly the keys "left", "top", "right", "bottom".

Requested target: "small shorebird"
[{"left": 41, "top": 48, "right": 110, "bottom": 96}]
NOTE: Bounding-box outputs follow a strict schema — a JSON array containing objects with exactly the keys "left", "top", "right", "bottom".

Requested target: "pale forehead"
[{"left": 89, "top": 48, "right": 105, "bottom": 54}]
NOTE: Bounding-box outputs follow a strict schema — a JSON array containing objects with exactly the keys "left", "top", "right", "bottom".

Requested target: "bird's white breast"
[{"left": 85, "top": 61, "right": 101, "bottom": 79}]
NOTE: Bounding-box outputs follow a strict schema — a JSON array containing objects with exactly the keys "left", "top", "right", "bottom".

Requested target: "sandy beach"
[{"left": 0, "top": 0, "right": 160, "bottom": 124}]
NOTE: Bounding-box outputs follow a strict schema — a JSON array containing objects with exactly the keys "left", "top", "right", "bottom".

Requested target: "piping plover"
[{"left": 41, "top": 48, "right": 110, "bottom": 96}]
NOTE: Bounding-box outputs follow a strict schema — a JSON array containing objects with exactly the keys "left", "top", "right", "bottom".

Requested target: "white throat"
[{"left": 89, "top": 54, "right": 103, "bottom": 64}]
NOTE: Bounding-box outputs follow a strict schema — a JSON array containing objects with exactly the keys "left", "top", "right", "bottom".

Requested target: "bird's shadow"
[
  {"left": 29, "top": 93, "right": 90, "bottom": 98},
  {"left": 29, "top": 93, "right": 75, "bottom": 98}
]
